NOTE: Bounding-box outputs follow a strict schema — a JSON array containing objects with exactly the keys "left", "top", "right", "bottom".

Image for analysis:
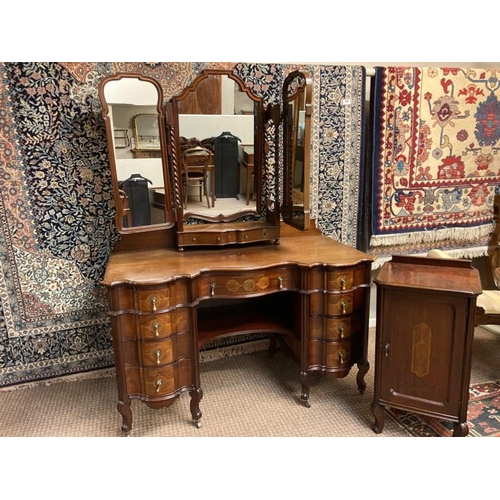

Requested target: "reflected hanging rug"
[{"left": 370, "top": 67, "right": 500, "bottom": 263}]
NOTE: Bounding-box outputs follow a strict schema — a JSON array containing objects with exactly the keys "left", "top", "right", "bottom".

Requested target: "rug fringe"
[
  {"left": 369, "top": 223, "right": 494, "bottom": 248},
  {"left": 0, "top": 367, "right": 117, "bottom": 393},
  {"left": 199, "top": 339, "right": 270, "bottom": 362}
]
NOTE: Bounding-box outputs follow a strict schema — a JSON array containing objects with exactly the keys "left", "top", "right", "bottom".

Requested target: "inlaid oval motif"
[
  {"left": 411, "top": 322, "right": 432, "bottom": 378},
  {"left": 243, "top": 279, "right": 255, "bottom": 292},
  {"left": 257, "top": 277, "right": 269, "bottom": 289},
  {"left": 225, "top": 277, "right": 270, "bottom": 293},
  {"left": 226, "top": 279, "right": 241, "bottom": 293}
]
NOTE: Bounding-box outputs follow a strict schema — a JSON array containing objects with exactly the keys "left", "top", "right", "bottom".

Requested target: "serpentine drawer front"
[
  {"left": 198, "top": 267, "right": 300, "bottom": 298},
  {"left": 101, "top": 234, "right": 374, "bottom": 434}
]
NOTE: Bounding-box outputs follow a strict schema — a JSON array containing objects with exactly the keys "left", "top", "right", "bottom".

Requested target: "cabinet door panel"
[{"left": 379, "top": 290, "right": 468, "bottom": 415}]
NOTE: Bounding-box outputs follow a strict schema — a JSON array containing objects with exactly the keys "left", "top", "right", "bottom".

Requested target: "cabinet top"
[
  {"left": 374, "top": 255, "right": 482, "bottom": 295},
  {"left": 102, "top": 234, "right": 374, "bottom": 287}
]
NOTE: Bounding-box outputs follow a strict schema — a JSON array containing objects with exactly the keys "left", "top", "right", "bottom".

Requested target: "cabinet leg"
[
  {"left": 356, "top": 360, "right": 369, "bottom": 394},
  {"left": 452, "top": 421, "right": 469, "bottom": 437},
  {"left": 118, "top": 400, "right": 132, "bottom": 435},
  {"left": 300, "top": 371, "right": 311, "bottom": 408},
  {"left": 371, "top": 402, "right": 385, "bottom": 434},
  {"left": 189, "top": 388, "right": 203, "bottom": 428}
]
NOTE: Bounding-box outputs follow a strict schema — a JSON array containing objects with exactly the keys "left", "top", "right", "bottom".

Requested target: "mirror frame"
[
  {"left": 166, "top": 69, "right": 281, "bottom": 250},
  {"left": 282, "top": 70, "right": 312, "bottom": 231},
  {"left": 99, "top": 72, "right": 175, "bottom": 234}
]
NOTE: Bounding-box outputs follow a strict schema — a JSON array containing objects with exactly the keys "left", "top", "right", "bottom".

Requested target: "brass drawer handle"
[
  {"left": 155, "top": 378, "right": 163, "bottom": 393},
  {"left": 340, "top": 301, "right": 346, "bottom": 314},
  {"left": 155, "top": 350, "right": 161, "bottom": 365},
  {"left": 151, "top": 295, "right": 157, "bottom": 312},
  {"left": 340, "top": 277, "right": 346, "bottom": 291},
  {"left": 339, "top": 325, "right": 344, "bottom": 338},
  {"left": 278, "top": 276, "right": 283, "bottom": 290},
  {"left": 339, "top": 351, "right": 344, "bottom": 364},
  {"left": 210, "top": 283, "right": 215, "bottom": 297}
]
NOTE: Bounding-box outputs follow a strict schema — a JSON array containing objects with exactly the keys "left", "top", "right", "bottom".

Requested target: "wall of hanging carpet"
[
  {"left": 0, "top": 62, "right": 365, "bottom": 387},
  {"left": 369, "top": 66, "right": 500, "bottom": 267}
]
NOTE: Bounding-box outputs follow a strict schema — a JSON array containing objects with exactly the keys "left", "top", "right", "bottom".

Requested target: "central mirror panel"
[
  {"left": 175, "top": 73, "right": 257, "bottom": 216},
  {"left": 167, "top": 70, "right": 281, "bottom": 250}
]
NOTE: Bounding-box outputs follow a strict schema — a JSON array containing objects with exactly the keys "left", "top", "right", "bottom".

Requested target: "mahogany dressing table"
[{"left": 99, "top": 69, "right": 374, "bottom": 434}]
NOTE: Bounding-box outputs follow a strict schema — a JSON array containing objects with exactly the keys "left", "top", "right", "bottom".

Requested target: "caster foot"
[{"left": 193, "top": 420, "right": 202, "bottom": 429}]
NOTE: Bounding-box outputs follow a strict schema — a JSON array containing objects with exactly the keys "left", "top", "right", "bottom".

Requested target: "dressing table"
[{"left": 99, "top": 69, "right": 374, "bottom": 434}]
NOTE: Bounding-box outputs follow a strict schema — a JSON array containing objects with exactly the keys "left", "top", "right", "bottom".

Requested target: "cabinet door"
[{"left": 378, "top": 288, "right": 469, "bottom": 418}]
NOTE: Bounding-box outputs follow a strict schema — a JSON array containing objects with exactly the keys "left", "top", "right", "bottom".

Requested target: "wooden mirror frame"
[
  {"left": 282, "top": 70, "right": 312, "bottom": 231},
  {"left": 166, "top": 69, "right": 281, "bottom": 250},
  {"left": 99, "top": 72, "right": 175, "bottom": 234}
]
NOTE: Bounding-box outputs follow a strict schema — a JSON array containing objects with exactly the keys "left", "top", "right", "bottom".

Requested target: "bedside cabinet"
[{"left": 371, "top": 255, "right": 482, "bottom": 437}]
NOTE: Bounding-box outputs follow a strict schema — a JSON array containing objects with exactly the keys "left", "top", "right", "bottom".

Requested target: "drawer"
[
  {"left": 309, "top": 339, "right": 351, "bottom": 368},
  {"left": 135, "top": 282, "right": 189, "bottom": 312},
  {"left": 138, "top": 308, "right": 189, "bottom": 340},
  {"left": 198, "top": 267, "right": 299, "bottom": 298},
  {"left": 310, "top": 291, "right": 354, "bottom": 316},
  {"left": 309, "top": 268, "right": 354, "bottom": 291},
  {"left": 309, "top": 316, "right": 352, "bottom": 341},
  {"left": 141, "top": 358, "right": 192, "bottom": 397},
  {"left": 140, "top": 333, "right": 191, "bottom": 367},
  {"left": 308, "top": 264, "right": 371, "bottom": 291}
]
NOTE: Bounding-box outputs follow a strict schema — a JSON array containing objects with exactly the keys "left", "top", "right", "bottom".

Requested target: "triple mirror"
[{"left": 99, "top": 67, "right": 312, "bottom": 247}]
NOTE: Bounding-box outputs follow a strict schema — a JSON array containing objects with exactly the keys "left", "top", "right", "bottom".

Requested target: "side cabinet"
[{"left": 371, "top": 255, "right": 482, "bottom": 437}]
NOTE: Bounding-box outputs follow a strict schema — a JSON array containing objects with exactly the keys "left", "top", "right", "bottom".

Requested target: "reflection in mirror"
[
  {"left": 175, "top": 73, "right": 258, "bottom": 217},
  {"left": 99, "top": 74, "right": 174, "bottom": 232},
  {"left": 283, "top": 70, "right": 312, "bottom": 230},
  {"left": 133, "top": 114, "right": 161, "bottom": 150}
]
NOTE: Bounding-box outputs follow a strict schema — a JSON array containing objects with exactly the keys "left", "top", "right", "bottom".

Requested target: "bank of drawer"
[
  {"left": 309, "top": 339, "right": 351, "bottom": 368},
  {"left": 309, "top": 291, "right": 354, "bottom": 316},
  {"left": 138, "top": 308, "right": 189, "bottom": 340},
  {"left": 309, "top": 316, "right": 352, "bottom": 341},
  {"left": 135, "top": 282, "right": 189, "bottom": 312},
  {"left": 198, "top": 267, "right": 299, "bottom": 298},
  {"left": 142, "top": 358, "right": 192, "bottom": 397},
  {"left": 140, "top": 333, "right": 190, "bottom": 367}
]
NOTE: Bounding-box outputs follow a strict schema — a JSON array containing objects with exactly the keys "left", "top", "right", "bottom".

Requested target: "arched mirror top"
[
  {"left": 99, "top": 73, "right": 174, "bottom": 234},
  {"left": 282, "top": 70, "right": 312, "bottom": 231},
  {"left": 169, "top": 70, "right": 264, "bottom": 223}
]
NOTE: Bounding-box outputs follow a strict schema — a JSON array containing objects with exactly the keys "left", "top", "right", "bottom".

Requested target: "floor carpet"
[{"left": 385, "top": 380, "right": 500, "bottom": 437}]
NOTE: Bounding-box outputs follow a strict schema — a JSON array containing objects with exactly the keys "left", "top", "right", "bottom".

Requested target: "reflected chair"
[
  {"left": 427, "top": 194, "right": 500, "bottom": 328},
  {"left": 118, "top": 189, "right": 132, "bottom": 228},
  {"left": 182, "top": 146, "right": 215, "bottom": 209}
]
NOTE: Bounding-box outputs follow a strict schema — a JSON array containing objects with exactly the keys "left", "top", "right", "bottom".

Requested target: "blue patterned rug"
[{"left": 0, "top": 62, "right": 365, "bottom": 387}]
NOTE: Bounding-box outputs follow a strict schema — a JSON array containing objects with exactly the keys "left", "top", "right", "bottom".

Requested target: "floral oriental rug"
[
  {"left": 0, "top": 62, "right": 365, "bottom": 387},
  {"left": 370, "top": 66, "right": 500, "bottom": 267},
  {"left": 386, "top": 381, "right": 500, "bottom": 437}
]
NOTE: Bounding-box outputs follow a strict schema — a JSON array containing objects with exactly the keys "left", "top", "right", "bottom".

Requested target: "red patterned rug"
[
  {"left": 386, "top": 381, "right": 500, "bottom": 437},
  {"left": 370, "top": 66, "right": 500, "bottom": 263}
]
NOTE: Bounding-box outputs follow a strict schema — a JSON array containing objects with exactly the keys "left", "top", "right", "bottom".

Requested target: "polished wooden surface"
[
  {"left": 371, "top": 255, "right": 482, "bottom": 437},
  {"left": 103, "top": 234, "right": 371, "bottom": 285},
  {"left": 102, "top": 233, "right": 374, "bottom": 433}
]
